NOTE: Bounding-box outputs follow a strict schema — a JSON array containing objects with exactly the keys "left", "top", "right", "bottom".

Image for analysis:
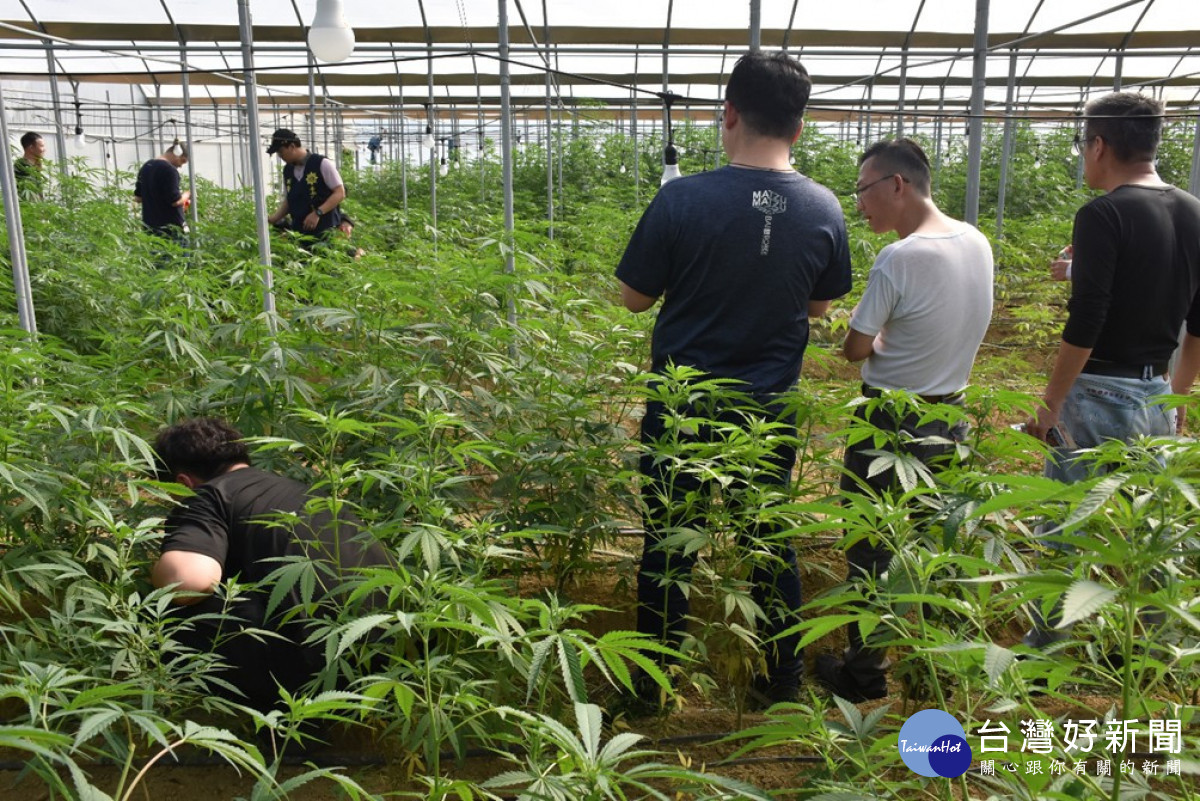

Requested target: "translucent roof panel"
[{"left": 0, "top": 0, "right": 1195, "bottom": 117}]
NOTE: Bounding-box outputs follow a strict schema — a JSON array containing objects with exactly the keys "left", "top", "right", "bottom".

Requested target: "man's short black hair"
[
  {"left": 724, "top": 51, "right": 812, "bottom": 141},
  {"left": 20, "top": 132, "right": 41, "bottom": 150},
  {"left": 154, "top": 417, "right": 251, "bottom": 482},
  {"left": 860, "top": 138, "right": 932, "bottom": 196},
  {"left": 1084, "top": 92, "right": 1163, "bottom": 164}
]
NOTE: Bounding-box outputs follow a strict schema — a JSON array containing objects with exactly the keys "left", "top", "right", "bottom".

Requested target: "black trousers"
[
  {"left": 837, "top": 392, "right": 966, "bottom": 682},
  {"left": 636, "top": 396, "right": 804, "bottom": 686}
]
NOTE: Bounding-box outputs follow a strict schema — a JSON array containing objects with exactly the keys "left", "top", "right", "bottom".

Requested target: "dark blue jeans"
[{"left": 635, "top": 397, "right": 803, "bottom": 686}]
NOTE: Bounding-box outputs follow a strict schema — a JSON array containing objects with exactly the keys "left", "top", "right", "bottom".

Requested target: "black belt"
[
  {"left": 1081, "top": 359, "right": 1168, "bottom": 379},
  {"left": 861, "top": 383, "right": 963, "bottom": 404}
]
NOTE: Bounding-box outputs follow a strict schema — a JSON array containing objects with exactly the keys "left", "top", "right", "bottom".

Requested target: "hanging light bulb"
[
  {"left": 439, "top": 156, "right": 449, "bottom": 177},
  {"left": 72, "top": 98, "right": 86, "bottom": 149},
  {"left": 619, "top": 162, "right": 627, "bottom": 175},
  {"left": 307, "top": 0, "right": 355, "bottom": 63},
  {"left": 421, "top": 124, "right": 435, "bottom": 151},
  {"left": 660, "top": 143, "right": 682, "bottom": 185}
]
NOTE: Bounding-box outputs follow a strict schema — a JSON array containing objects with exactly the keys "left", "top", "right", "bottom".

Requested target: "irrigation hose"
[{"left": 0, "top": 731, "right": 826, "bottom": 772}]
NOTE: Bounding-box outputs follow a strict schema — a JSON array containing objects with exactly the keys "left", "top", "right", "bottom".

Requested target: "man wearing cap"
[{"left": 265, "top": 128, "right": 345, "bottom": 240}]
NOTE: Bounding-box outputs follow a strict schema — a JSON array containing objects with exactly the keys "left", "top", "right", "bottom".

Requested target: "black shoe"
[
  {"left": 814, "top": 654, "right": 887, "bottom": 702},
  {"left": 746, "top": 676, "right": 800, "bottom": 710}
]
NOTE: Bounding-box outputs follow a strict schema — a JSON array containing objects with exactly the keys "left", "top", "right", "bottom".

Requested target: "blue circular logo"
[{"left": 898, "top": 709, "right": 972, "bottom": 778}]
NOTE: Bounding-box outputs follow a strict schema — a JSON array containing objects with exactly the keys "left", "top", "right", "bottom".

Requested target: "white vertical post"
[
  {"left": 499, "top": 0, "right": 517, "bottom": 332},
  {"left": 237, "top": 0, "right": 277, "bottom": 332},
  {"left": 963, "top": 0, "right": 990, "bottom": 225},
  {"left": 0, "top": 80, "right": 36, "bottom": 337}
]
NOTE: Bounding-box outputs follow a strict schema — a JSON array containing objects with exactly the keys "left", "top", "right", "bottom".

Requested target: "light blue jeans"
[
  {"left": 1044, "top": 372, "right": 1175, "bottom": 484},
  {"left": 1025, "top": 372, "right": 1174, "bottom": 648}
]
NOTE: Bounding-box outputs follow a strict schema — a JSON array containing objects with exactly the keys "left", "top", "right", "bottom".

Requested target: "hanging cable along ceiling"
[{"left": 0, "top": 0, "right": 1197, "bottom": 122}]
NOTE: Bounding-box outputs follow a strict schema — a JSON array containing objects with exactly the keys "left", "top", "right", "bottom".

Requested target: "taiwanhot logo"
[{"left": 898, "top": 709, "right": 973, "bottom": 778}]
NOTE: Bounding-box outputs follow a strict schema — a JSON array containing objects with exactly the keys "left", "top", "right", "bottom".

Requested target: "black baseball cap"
[{"left": 266, "top": 128, "right": 301, "bottom": 155}]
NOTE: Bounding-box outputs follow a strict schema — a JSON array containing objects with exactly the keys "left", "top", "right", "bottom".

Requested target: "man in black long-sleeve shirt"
[
  {"left": 1028, "top": 92, "right": 1200, "bottom": 456},
  {"left": 1023, "top": 93, "right": 1200, "bottom": 650}
]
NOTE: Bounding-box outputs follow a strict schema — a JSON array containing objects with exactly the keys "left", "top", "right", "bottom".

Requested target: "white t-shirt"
[
  {"left": 850, "top": 223, "right": 994, "bottom": 397},
  {"left": 291, "top": 157, "right": 343, "bottom": 189}
]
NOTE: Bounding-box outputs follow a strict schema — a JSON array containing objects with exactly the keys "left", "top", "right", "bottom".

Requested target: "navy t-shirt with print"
[{"left": 616, "top": 166, "right": 852, "bottom": 395}]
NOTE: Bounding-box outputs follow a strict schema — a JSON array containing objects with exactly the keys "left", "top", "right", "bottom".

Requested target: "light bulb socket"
[{"left": 664, "top": 143, "right": 679, "bottom": 166}]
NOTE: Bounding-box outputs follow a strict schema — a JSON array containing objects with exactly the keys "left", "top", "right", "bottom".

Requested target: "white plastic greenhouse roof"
[{"left": 0, "top": 0, "right": 1198, "bottom": 121}]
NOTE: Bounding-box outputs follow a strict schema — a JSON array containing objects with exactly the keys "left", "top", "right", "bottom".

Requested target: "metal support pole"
[
  {"left": 864, "top": 79, "right": 874, "bottom": 142},
  {"left": 996, "top": 51, "right": 1018, "bottom": 239},
  {"left": 715, "top": 46, "right": 728, "bottom": 171},
  {"left": 130, "top": 86, "right": 142, "bottom": 167},
  {"left": 1189, "top": 112, "right": 1200, "bottom": 198},
  {"left": 154, "top": 84, "right": 166, "bottom": 155},
  {"left": 631, "top": 54, "right": 640, "bottom": 205},
  {"left": 179, "top": 42, "right": 199, "bottom": 229},
  {"left": 322, "top": 97, "right": 330, "bottom": 156},
  {"left": 556, "top": 96, "right": 564, "bottom": 207},
  {"left": 476, "top": 94, "right": 486, "bottom": 205},
  {"left": 428, "top": 102, "right": 437, "bottom": 237},
  {"left": 933, "top": 87, "right": 945, "bottom": 197},
  {"left": 749, "top": 0, "right": 761, "bottom": 52},
  {"left": 43, "top": 44, "right": 68, "bottom": 186},
  {"left": 233, "top": 85, "right": 243, "bottom": 186},
  {"left": 0, "top": 81, "right": 37, "bottom": 337},
  {"left": 105, "top": 90, "right": 117, "bottom": 180},
  {"left": 391, "top": 107, "right": 399, "bottom": 163},
  {"left": 399, "top": 89, "right": 408, "bottom": 211},
  {"left": 307, "top": 53, "right": 318, "bottom": 147},
  {"left": 543, "top": 7, "right": 554, "bottom": 240},
  {"left": 963, "top": 0, "right": 990, "bottom": 226},
  {"left": 336, "top": 109, "right": 344, "bottom": 165},
  {"left": 237, "top": 0, "right": 277, "bottom": 333},
  {"left": 499, "top": 0, "right": 517, "bottom": 333},
  {"left": 1075, "top": 91, "right": 1085, "bottom": 190}
]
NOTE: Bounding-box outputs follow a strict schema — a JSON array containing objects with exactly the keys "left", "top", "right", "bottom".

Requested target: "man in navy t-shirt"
[
  {"left": 615, "top": 50, "right": 852, "bottom": 711},
  {"left": 134, "top": 142, "right": 190, "bottom": 242}
]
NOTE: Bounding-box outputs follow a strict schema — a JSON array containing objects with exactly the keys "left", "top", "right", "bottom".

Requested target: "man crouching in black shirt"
[{"left": 150, "top": 417, "right": 392, "bottom": 712}]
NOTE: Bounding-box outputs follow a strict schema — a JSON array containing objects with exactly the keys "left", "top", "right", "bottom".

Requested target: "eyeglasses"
[
  {"left": 850, "top": 173, "right": 908, "bottom": 202},
  {"left": 1072, "top": 133, "right": 1101, "bottom": 157}
]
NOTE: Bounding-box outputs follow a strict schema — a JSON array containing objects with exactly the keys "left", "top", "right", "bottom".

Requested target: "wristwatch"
[{"left": 314, "top": 207, "right": 325, "bottom": 218}]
